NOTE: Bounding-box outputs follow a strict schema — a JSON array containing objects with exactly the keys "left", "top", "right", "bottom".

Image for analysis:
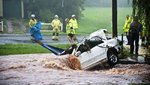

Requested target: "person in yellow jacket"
[
  {"left": 123, "top": 15, "right": 132, "bottom": 45},
  {"left": 65, "top": 18, "right": 77, "bottom": 44},
  {"left": 69, "top": 14, "right": 78, "bottom": 33},
  {"left": 51, "top": 15, "right": 61, "bottom": 40},
  {"left": 29, "top": 14, "right": 37, "bottom": 28}
]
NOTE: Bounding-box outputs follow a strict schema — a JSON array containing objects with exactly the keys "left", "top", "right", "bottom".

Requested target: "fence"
[{"left": 41, "top": 22, "right": 63, "bottom": 32}]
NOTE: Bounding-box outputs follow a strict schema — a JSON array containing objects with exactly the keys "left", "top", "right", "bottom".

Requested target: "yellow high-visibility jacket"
[
  {"left": 51, "top": 19, "right": 61, "bottom": 29},
  {"left": 66, "top": 22, "right": 75, "bottom": 34},
  {"left": 69, "top": 18, "right": 78, "bottom": 29},
  {"left": 29, "top": 19, "right": 37, "bottom": 28},
  {"left": 123, "top": 17, "right": 132, "bottom": 32}
]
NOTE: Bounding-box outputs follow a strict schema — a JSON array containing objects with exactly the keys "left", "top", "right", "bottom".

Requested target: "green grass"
[
  {"left": 0, "top": 44, "right": 70, "bottom": 55},
  {"left": 78, "top": 7, "right": 132, "bottom": 34}
]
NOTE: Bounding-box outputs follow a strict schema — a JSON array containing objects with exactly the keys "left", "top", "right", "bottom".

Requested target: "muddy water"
[{"left": 0, "top": 54, "right": 150, "bottom": 85}]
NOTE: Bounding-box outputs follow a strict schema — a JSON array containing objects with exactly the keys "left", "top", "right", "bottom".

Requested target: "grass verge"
[
  {"left": 78, "top": 7, "right": 132, "bottom": 34},
  {"left": 0, "top": 44, "right": 70, "bottom": 55}
]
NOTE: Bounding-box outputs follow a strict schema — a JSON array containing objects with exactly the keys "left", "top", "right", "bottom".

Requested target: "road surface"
[{"left": 0, "top": 34, "right": 85, "bottom": 44}]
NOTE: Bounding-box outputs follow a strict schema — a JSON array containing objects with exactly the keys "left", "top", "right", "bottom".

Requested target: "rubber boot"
[
  {"left": 55, "top": 36, "right": 59, "bottom": 40},
  {"left": 52, "top": 36, "right": 55, "bottom": 40}
]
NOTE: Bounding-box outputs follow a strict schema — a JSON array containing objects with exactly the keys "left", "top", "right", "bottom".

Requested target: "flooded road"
[{"left": 0, "top": 54, "right": 150, "bottom": 85}]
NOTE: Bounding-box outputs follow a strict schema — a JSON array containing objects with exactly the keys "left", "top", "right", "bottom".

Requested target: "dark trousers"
[
  {"left": 53, "top": 32, "right": 59, "bottom": 36},
  {"left": 130, "top": 34, "right": 139, "bottom": 54}
]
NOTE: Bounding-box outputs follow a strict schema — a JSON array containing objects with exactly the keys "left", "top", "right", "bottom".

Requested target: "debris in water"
[
  {"left": 0, "top": 65, "right": 26, "bottom": 72},
  {"left": 8, "top": 65, "right": 26, "bottom": 69},
  {"left": 42, "top": 55, "right": 81, "bottom": 70},
  {"left": 66, "top": 55, "right": 81, "bottom": 70},
  {"left": 100, "top": 64, "right": 150, "bottom": 75},
  {"left": 43, "top": 61, "right": 69, "bottom": 70}
]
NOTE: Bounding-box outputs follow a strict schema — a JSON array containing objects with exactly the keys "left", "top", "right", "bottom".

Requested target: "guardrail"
[{"left": 41, "top": 22, "right": 63, "bottom": 31}]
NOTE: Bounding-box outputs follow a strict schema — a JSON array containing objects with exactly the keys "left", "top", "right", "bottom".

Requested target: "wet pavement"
[
  {"left": 0, "top": 33, "right": 85, "bottom": 44},
  {"left": 0, "top": 54, "right": 150, "bottom": 85},
  {"left": 0, "top": 33, "right": 130, "bottom": 45}
]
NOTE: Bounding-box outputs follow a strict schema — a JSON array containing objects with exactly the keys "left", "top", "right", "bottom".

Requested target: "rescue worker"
[
  {"left": 51, "top": 15, "right": 61, "bottom": 40},
  {"left": 129, "top": 16, "right": 142, "bottom": 55},
  {"left": 65, "top": 18, "right": 76, "bottom": 44},
  {"left": 29, "top": 14, "right": 37, "bottom": 28},
  {"left": 123, "top": 15, "right": 132, "bottom": 45},
  {"left": 30, "top": 22, "right": 42, "bottom": 41},
  {"left": 29, "top": 14, "right": 37, "bottom": 41},
  {"left": 69, "top": 14, "right": 78, "bottom": 33}
]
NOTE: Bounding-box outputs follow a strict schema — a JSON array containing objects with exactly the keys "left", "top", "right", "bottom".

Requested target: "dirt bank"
[{"left": 0, "top": 54, "right": 150, "bottom": 85}]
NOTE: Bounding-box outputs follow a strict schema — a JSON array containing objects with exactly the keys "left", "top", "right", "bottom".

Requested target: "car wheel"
[{"left": 107, "top": 48, "right": 118, "bottom": 67}]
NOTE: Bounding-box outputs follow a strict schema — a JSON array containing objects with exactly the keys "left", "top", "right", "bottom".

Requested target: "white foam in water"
[{"left": 138, "top": 56, "right": 145, "bottom": 63}]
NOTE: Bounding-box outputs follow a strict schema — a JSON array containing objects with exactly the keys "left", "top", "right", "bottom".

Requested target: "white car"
[
  {"left": 63, "top": 29, "right": 122, "bottom": 70},
  {"left": 38, "top": 29, "right": 122, "bottom": 70}
]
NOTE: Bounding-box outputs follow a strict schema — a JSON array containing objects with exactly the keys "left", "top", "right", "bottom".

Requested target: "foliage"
[
  {"left": 39, "top": 9, "right": 54, "bottom": 22},
  {"left": 119, "top": 46, "right": 130, "bottom": 59},
  {"left": 24, "top": 0, "right": 39, "bottom": 19},
  {"left": 24, "top": 0, "right": 85, "bottom": 20},
  {"left": 132, "top": 0, "right": 150, "bottom": 44}
]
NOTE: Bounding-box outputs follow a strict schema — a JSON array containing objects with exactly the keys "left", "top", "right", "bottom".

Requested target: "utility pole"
[
  {"left": 61, "top": 0, "right": 66, "bottom": 32},
  {"left": 112, "top": 0, "right": 117, "bottom": 37}
]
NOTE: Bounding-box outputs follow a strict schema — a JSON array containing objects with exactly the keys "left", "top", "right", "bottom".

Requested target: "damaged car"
[
  {"left": 61, "top": 29, "right": 122, "bottom": 70},
  {"left": 32, "top": 23, "right": 122, "bottom": 70}
]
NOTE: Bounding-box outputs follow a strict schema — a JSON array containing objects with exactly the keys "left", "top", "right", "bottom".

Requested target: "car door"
[{"left": 79, "top": 43, "right": 108, "bottom": 70}]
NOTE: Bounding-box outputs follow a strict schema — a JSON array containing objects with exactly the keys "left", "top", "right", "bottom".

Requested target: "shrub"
[{"left": 39, "top": 9, "right": 54, "bottom": 22}]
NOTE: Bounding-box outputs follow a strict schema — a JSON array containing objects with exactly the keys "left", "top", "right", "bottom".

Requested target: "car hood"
[{"left": 88, "top": 29, "right": 108, "bottom": 40}]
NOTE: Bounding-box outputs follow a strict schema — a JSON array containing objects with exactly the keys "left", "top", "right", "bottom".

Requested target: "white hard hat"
[
  {"left": 72, "top": 14, "right": 75, "bottom": 17},
  {"left": 31, "top": 14, "right": 35, "bottom": 18},
  {"left": 54, "top": 15, "right": 59, "bottom": 18}
]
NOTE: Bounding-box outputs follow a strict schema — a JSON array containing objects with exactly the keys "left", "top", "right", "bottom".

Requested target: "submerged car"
[
  {"left": 63, "top": 29, "right": 122, "bottom": 70},
  {"left": 33, "top": 26, "right": 122, "bottom": 70}
]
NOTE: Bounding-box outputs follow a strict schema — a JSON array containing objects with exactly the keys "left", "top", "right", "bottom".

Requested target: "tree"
[
  {"left": 132, "top": 0, "right": 150, "bottom": 45},
  {"left": 24, "top": 0, "right": 85, "bottom": 20},
  {"left": 24, "top": 0, "right": 39, "bottom": 19}
]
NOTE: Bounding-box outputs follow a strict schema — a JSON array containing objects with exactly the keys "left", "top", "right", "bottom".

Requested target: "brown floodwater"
[{"left": 0, "top": 54, "right": 150, "bottom": 85}]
